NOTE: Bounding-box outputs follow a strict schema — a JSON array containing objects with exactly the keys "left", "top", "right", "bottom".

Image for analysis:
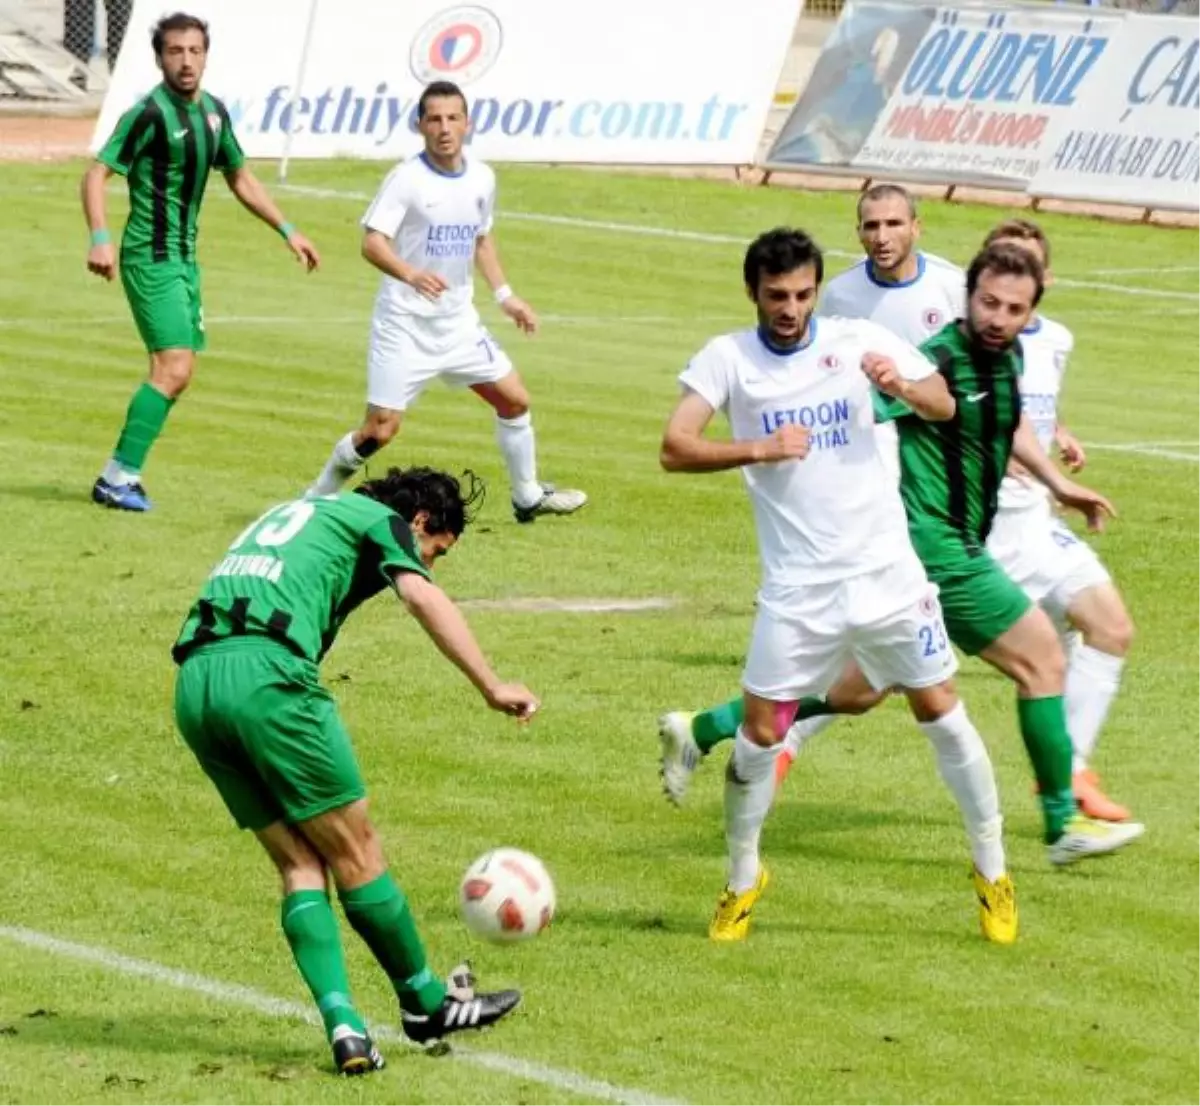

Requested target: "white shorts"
[
  {"left": 367, "top": 309, "right": 513, "bottom": 411},
  {"left": 742, "top": 555, "right": 958, "bottom": 702},
  {"left": 987, "top": 508, "right": 1112, "bottom": 633}
]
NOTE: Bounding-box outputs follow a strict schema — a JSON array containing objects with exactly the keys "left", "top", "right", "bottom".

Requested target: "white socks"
[
  {"left": 496, "top": 413, "right": 543, "bottom": 508},
  {"left": 309, "top": 432, "right": 364, "bottom": 497},
  {"left": 724, "top": 728, "right": 780, "bottom": 893},
  {"left": 1065, "top": 642, "right": 1125, "bottom": 773},
  {"left": 102, "top": 460, "right": 138, "bottom": 486},
  {"left": 917, "top": 703, "right": 1006, "bottom": 881}
]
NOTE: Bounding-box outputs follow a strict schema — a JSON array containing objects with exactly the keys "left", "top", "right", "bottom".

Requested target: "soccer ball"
[{"left": 459, "top": 847, "right": 556, "bottom": 942}]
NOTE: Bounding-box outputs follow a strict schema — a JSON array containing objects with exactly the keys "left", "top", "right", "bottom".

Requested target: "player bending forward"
[
  {"left": 660, "top": 227, "right": 1016, "bottom": 944},
  {"left": 307, "top": 80, "right": 586, "bottom": 523},
  {"left": 172, "top": 467, "right": 535, "bottom": 1074}
]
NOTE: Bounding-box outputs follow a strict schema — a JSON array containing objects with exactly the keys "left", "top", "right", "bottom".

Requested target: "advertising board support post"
[{"left": 277, "top": 0, "right": 320, "bottom": 183}]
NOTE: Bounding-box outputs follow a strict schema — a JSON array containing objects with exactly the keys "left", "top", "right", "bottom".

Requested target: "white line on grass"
[
  {"left": 1089, "top": 442, "right": 1198, "bottom": 462},
  {"left": 0, "top": 924, "right": 686, "bottom": 1106},
  {"left": 1088, "top": 265, "right": 1198, "bottom": 276},
  {"left": 0, "top": 314, "right": 702, "bottom": 329},
  {"left": 279, "top": 184, "right": 1200, "bottom": 301}
]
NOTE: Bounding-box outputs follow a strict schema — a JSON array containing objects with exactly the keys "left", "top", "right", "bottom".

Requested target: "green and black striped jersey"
[
  {"left": 897, "top": 322, "right": 1024, "bottom": 570},
  {"left": 172, "top": 494, "right": 429, "bottom": 666},
  {"left": 97, "top": 84, "right": 245, "bottom": 265}
]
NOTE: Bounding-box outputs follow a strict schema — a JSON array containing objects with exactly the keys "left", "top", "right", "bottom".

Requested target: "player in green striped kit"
[
  {"left": 173, "top": 466, "right": 535, "bottom": 1073},
  {"left": 82, "top": 12, "right": 320, "bottom": 512},
  {"left": 660, "top": 243, "right": 1143, "bottom": 865}
]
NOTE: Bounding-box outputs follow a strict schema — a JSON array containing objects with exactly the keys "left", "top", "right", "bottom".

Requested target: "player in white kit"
[
  {"left": 981, "top": 221, "right": 1134, "bottom": 822},
  {"left": 307, "top": 81, "right": 587, "bottom": 523},
  {"left": 819, "top": 183, "right": 966, "bottom": 480},
  {"left": 658, "top": 185, "right": 968, "bottom": 782},
  {"left": 660, "top": 228, "right": 1017, "bottom": 945}
]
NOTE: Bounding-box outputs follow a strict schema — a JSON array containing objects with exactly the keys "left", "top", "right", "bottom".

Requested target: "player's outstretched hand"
[
  {"left": 500, "top": 295, "right": 538, "bottom": 335},
  {"left": 758, "top": 423, "right": 811, "bottom": 463},
  {"left": 1055, "top": 479, "right": 1116, "bottom": 532},
  {"left": 411, "top": 270, "right": 449, "bottom": 301},
  {"left": 861, "top": 352, "right": 904, "bottom": 396},
  {"left": 485, "top": 682, "right": 540, "bottom": 722},
  {"left": 1055, "top": 427, "right": 1087, "bottom": 472},
  {"left": 287, "top": 231, "right": 321, "bottom": 272},
  {"left": 87, "top": 242, "right": 117, "bottom": 282}
]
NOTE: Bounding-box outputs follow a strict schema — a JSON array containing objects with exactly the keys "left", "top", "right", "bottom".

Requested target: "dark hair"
[
  {"left": 152, "top": 12, "right": 209, "bottom": 55},
  {"left": 982, "top": 218, "right": 1052, "bottom": 268},
  {"left": 856, "top": 182, "right": 916, "bottom": 223},
  {"left": 743, "top": 228, "right": 824, "bottom": 293},
  {"left": 418, "top": 80, "right": 468, "bottom": 119},
  {"left": 966, "top": 243, "right": 1045, "bottom": 307},
  {"left": 354, "top": 466, "right": 485, "bottom": 537}
]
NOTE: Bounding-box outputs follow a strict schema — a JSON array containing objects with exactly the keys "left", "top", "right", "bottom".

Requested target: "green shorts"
[
  {"left": 174, "top": 638, "right": 365, "bottom": 831},
  {"left": 121, "top": 259, "right": 206, "bottom": 353},
  {"left": 927, "top": 551, "right": 1033, "bottom": 656}
]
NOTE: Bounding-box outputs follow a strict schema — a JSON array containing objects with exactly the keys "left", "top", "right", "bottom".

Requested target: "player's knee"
[
  {"left": 150, "top": 352, "right": 193, "bottom": 397},
  {"left": 1092, "top": 607, "right": 1135, "bottom": 656},
  {"left": 832, "top": 685, "right": 886, "bottom": 715},
  {"left": 364, "top": 411, "right": 401, "bottom": 446},
  {"left": 493, "top": 392, "right": 529, "bottom": 420},
  {"left": 324, "top": 818, "right": 386, "bottom": 888},
  {"left": 1023, "top": 640, "right": 1066, "bottom": 696},
  {"left": 907, "top": 681, "right": 958, "bottom": 724}
]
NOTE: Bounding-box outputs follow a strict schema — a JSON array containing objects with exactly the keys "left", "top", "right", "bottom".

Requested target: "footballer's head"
[
  {"left": 982, "top": 219, "right": 1052, "bottom": 283},
  {"left": 964, "top": 243, "right": 1044, "bottom": 353},
  {"left": 418, "top": 80, "right": 470, "bottom": 163},
  {"left": 355, "top": 466, "right": 485, "bottom": 569},
  {"left": 743, "top": 228, "right": 824, "bottom": 349},
  {"left": 856, "top": 183, "right": 920, "bottom": 278},
  {"left": 152, "top": 12, "right": 209, "bottom": 95}
]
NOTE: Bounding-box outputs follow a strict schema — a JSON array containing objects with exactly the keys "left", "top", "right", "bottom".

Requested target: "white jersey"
[
  {"left": 997, "top": 315, "right": 1074, "bottom": 516},
  {"left": 817, "top": 252, "right": 966, "bottom": 346},
  {"left": 818, "top": 252, "right": 965, "bottom": 475},
  {"left": 361, "top": 153, "right": 496, "bottom": 320},
  {"left": 678, "top": 319, "right": 935, "bottom": 596}
]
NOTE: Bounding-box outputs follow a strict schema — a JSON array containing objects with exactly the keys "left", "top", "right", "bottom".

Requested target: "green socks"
[
  {"left": 340, "top": 873, "right": 446, "bottom": 1016},
  {"left": 1016, "top": 695, "right": 1078, "bottom": 842},
  {"left": 113, "top": 382, "right": 174, "bottom": 473},
  {"left": 280, "top": 890, "right": 365, "bottom": 1040},
  {"left": 691, "top": 694, "right": 832, "bottom": 754},
  {"left": 692, "top": 697, "right": 744, "bottom": 753}
]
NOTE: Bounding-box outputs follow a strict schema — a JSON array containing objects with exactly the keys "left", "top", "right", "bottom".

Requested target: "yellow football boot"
[
  {"left": 708, "top": 867, "right": 770, "bottom": 942},
  {"left": 973, "top": 870, "right": 1018, "bottom": 945}
]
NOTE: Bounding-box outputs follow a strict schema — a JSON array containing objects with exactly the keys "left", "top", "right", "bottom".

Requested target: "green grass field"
[{"left": 0, "top": 160, "right": 1196, "bottom": 1106}]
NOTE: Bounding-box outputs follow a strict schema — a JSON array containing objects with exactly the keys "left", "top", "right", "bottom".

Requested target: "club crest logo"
[
  {"left": 410, "top": 6, "right": 503, "bottom": 85},
  {"left": 819, "top": 353, "right": 844, "bottom": 374},
  {"left": 207, "top": 112, "right": 221, "bottom": 134},
  {"left": 923, "top": 307, "right": 944, "bottom": 330}
]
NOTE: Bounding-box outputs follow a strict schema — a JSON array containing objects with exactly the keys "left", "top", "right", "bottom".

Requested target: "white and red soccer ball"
[{"left": 459, "top": 847, "right": 556, "bottom": 942}]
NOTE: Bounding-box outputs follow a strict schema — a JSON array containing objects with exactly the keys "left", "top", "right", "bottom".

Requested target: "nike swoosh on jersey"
[
  {"left": 965, "top": 391, "right": 989, "bottom": 402},
  {"left": 173, "top": 128, "right": 189, "bottom": 138}
]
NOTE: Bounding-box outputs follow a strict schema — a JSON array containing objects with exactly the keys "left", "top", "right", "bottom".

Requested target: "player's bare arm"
[
  {"left": 361, "top": 229, "right": 447, "bottom": 300},
  {"left": 475, "top": 232, "right": 537, "bottom": 335},
  {"left": 1054, "top": 423, "right": 1087, "bottom": 471},
  {"left": 222, "top": 166, "right": 319, "bottom": 271},
  {"left": 393, "top": 570, "right": 539, "bottom": 718},
  {"left": 861, "top": 352, "right": 955, "bottom": 420},
  {"left": 660, "top": 389, "right": 809, "bottom": 473},
  {"left": 1012, "top": 414, "right": 1115, "bottom": 531},
  {"left": 81, "top": 161, "right": 117, "bottom": 281}
]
